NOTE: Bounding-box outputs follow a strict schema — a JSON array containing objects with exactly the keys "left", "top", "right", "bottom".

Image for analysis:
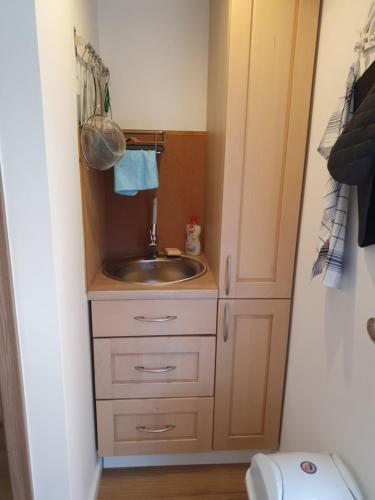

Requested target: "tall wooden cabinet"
[{"left": 206, "top": 0, "right": 319, "bottom": 449}]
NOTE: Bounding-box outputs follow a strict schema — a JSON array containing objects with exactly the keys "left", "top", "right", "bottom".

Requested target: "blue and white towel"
[{"left": 312, "top": 62, "right": 358, "bottom": 289}]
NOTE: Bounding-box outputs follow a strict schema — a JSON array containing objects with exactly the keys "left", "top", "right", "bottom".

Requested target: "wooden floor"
[{"left": 98, "top": 464, "right": 248, "bottom": 500}]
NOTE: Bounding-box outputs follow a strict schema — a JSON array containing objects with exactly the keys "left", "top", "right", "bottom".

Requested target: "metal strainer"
[
  {"left": 81, "top": 115, "right": 125, "bottom": 170},
  {"left": 80, "top": 53, "right": 125, "bottom": 170}
]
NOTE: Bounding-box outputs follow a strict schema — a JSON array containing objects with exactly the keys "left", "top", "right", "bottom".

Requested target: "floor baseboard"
[
  {"left": 89, "top": 458, "right": 102, "bottom": 500},
  {"left": 103, "top": 450, "right": 266, "bottom": 469}
]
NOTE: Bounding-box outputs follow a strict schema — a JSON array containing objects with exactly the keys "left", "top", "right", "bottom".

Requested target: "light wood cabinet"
[
  {"left": 94, "top": 336, "right": 215, "bottom": 399},
  {"left": 91, "top": 299, "right": 217, "bottom": 337},
  {"left": 213, "top": 299, "right": 290, "bottom": 450},
  {"left": 204, "top": 0, "right": 319, "bottom": 453},
  {"left": 97, "top": 397, "right": 214, "bottom": 456},
  {"left": 88, "top": 0, "right": 320, "bottom": 459},
  {"left": 205, "top": 0, "right": 320, "bottom": 299},
  {"left": 92, "top": 298, "right": 217, "bottom": 456}
]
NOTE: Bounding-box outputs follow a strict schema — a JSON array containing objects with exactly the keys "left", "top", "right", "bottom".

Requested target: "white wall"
[
  {"left": 97, "top": 0, "right": 209, "bottom": 131},
  {"left": 0, "top": 0, "right": 99, "bottom": 499},
  {"left": 34, "top": 1, "right": 100, "bottom": 499},
  {"left": 281, "top": 1, "right": 375, "bottom": 498}
]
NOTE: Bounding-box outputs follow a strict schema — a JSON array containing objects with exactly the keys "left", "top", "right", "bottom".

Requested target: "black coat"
[{"left": 328, "top": 61, "right": 375, "bottom": 247}]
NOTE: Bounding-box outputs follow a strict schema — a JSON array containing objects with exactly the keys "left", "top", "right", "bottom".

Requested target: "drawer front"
[
  {"left": 91, "top": 299, "right": 217, "bottom": 337},
  {"left": 94, "top": 336, "right": 215, "bottom": 399},
  {"left": 96, "top": 397, "right": 214, "bottom": 456}
]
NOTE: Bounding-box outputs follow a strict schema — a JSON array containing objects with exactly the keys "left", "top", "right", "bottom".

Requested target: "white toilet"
[{"left": 246, "top": 452, "right": 363, "bottom": 500}]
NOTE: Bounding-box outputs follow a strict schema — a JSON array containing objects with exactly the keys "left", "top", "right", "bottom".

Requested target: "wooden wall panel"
[
  {"left": 80, "top": 131, "right": 206, "bottom": 285},
  {"left": 79, "top": 154, "right": 109, "bottom": 286},
  {"left": 158, "top": 132, "right": 206, "bottom": 254},
  {"left": 106, "top": 132, "right": 206, "bottom": 258},
  {"left": 105, "top": 179, "right": 153, "bottom": 258}
]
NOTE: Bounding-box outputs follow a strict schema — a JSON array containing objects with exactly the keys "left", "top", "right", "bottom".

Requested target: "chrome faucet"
[{"left": 148, "top": 195, "right": 158, "bottom": 258}]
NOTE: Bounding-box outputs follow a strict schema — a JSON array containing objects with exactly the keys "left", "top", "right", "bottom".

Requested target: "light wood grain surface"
[
  {"left": 94, "top": 336, "right": 216, "bottom": 399},
  {"left": 214, "top": 299, "right": 290, "bottom": 451},
  {"left": 204, "top": 0, "right": 230, "bottom": 286},
  {"left": 96, "top": 397, "right": 214, "bottom": 456},
  {"left": 206, "top": 0, "right": 320, "bottom": 299},
  {"left": 0, "top": 424, "right": 12, "bottom": 500},
  {"left": 97, "top": 463, "right": 248, "bottom": 500},
  {"left": 0, "top": 173, "right": 32, "bottom": 500},
  {"left": 91, "top": 298, "right": 217, "bottom": 337}
]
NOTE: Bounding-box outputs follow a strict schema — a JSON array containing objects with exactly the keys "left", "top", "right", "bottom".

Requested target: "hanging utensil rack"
[
  {"left": 75, "top": 28, "right": 165, "bottom": 157},
  {"left": 75, "top": 27, "right": 114, "bottom": 128},
  {"left": 123, "top": 130, "right": 165, "bottom": 155},
  {"left": 74, "top": 28, "right": 108, "bottom": 76}
]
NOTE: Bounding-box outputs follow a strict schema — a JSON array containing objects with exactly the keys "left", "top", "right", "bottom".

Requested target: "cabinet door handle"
[
  {"left": 136, "top": 424, "right": 176, "bottom": 434},
  {"left": 224, "top": 303, "right": 229, "bottom": 342},
  {"left": 134, "top": 315, "right": 177, "bottom": 322},
  {"left": 134, "top": 365, "right": 176, "bottom": 373},
  {"left": 225, "top": 255, "right": 231, "bottom": 296}
]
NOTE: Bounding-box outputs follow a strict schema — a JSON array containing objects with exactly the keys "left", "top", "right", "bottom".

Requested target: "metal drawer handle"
[
  {"left": 134, "top": 365, "right": 176, "bottom": 373},
  {"left": 134, "top": 315, "right": 177, "bottom": 322},
  {"left": 224, "top": 303, "right": 229, "bottom": 342},
  {"left": 136, "top": 424, "right": 176, "bottom": 434},
  {"left": 225, "top": 255, "right": 231, "bottom": 296}
]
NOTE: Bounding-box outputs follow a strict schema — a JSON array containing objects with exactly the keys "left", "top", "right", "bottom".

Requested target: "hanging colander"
[{"left": 80, "top": 55, "right": 125, "bottom": 171}]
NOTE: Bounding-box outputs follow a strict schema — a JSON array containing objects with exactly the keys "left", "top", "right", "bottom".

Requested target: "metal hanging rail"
[
  {"left": 123, "top": 130, "right": 165, "bottom": 155},
  {"left": 74, "top": 28, "right": 109, "bottom": 76}
]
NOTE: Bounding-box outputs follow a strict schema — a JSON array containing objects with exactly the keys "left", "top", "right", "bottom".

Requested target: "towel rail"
[
  {"left": 126, "top": 144, "right": 165, "bottom": 154},
  {"left": 123, "top": 130, "right": 165, "bottom": 155}
]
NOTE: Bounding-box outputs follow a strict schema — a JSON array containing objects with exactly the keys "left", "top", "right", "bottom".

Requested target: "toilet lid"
[
  {"left": 247, "top": 452, "right": 361, "bottom": 500},
  {"left": 273, "top": 453, "right": 356, "bottom": 500}
]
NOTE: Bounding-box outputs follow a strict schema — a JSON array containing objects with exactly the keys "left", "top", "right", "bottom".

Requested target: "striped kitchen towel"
[{"left": 311, "top": 62, "right": 358, "bottom": 289}]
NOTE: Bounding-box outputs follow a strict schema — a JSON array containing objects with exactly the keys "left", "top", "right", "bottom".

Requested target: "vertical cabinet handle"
[
  {"left": 224, "top": 303, "right": 229, "bottom": 342},
  {"left": 225, "top": 255, "right": 231, "bottom": 296}
]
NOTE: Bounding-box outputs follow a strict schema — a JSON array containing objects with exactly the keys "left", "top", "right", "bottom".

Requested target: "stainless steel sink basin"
[{"left": 102, "top": 255, "right": 207, "bottom": 284}]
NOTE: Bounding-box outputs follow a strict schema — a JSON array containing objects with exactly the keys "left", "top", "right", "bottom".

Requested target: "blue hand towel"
[{"left": 114, "top": 150, "right": 159, "bottom": 196}]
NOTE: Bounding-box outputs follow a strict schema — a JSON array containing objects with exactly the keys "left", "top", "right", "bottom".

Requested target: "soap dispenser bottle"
[{"left": 185, "top": 215, "right": 201, "bottom": 256}]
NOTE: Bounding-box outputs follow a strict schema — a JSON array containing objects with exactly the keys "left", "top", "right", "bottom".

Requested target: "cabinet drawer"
[
  {"left": 96, "top": 397, "right": 214, "bottom": 456},
  {"left": 91, "top": 299, "right": 217, "bottom": 337},
  {"left": 94, "top": 336, "right": 215, "bottom": 399}
]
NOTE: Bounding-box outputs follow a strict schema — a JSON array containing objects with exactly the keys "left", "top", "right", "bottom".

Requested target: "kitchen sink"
[{"left": 102, "top": 255, "right": 207, "bottom": 284}]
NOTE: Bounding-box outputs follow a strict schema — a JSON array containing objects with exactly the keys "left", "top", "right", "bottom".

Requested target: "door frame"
[{"left": 0, "top": 170, "right": 33, "bottom": 499}]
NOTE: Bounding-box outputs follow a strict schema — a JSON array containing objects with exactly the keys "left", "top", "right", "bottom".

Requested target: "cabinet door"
[
  {"left": 219, "top": 0, "right": 320, "bottom": 298},
  {"left": 213, "top": 299, "right": 290, "bottom": 450}
]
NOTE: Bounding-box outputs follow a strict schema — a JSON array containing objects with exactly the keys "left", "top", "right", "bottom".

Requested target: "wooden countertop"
[{"left": 87, "top": 255, "right": 218, "bottom": 300}]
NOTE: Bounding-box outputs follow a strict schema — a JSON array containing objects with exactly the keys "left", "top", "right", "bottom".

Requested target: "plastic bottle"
[{"left": 185, "top": 215, "right": 201, "bottom": 256}]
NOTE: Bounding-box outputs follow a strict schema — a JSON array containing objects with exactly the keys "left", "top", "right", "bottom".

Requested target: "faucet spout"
[{"left": 148, "top": 196, "right": 158, "bottom": 258}]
